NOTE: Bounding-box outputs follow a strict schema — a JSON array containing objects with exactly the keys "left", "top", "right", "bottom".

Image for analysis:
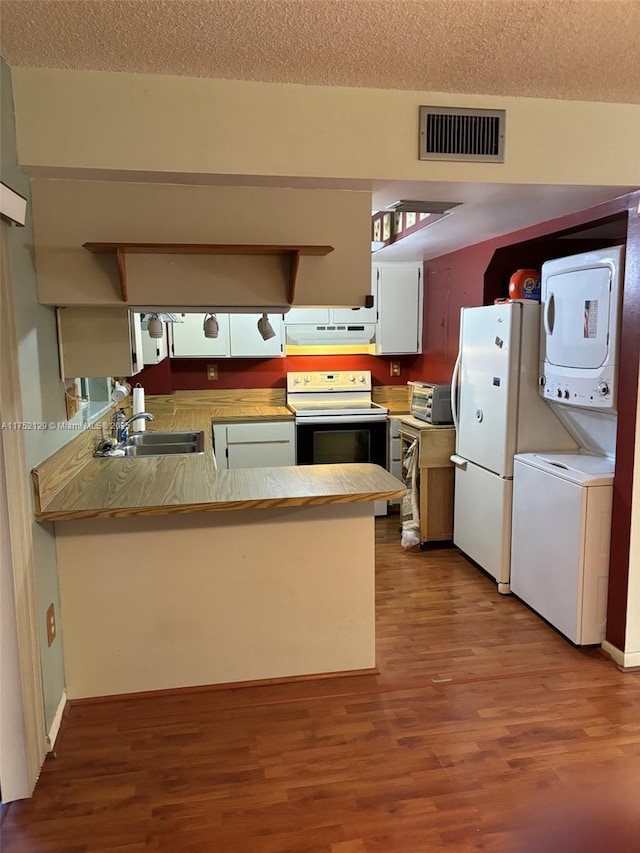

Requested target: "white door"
[
  {"left": 457, "top": 304, "right": 521, "bottom": 477},
  {"left": 543, "top": 265, "right": 613, "bottom": 369},
  {"left": 229, "top": 313, "right": 284, "bottom": 358},
  {"left": 452, "top": 459, "right": 512, "bottom": 588},
  {"left": 140, "top": 321, "right": 168, "bottom": 365},
  {"left": 170, "top": 313, "right": 231, "bottom": 357}
]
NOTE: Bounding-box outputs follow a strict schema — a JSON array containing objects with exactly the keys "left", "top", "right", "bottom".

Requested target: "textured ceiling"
[{"left": 1, "top": 0, "right": 639, "bottom": 104}]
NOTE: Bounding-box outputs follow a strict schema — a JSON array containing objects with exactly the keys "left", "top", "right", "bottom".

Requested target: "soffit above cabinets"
[{"left": 82, "top": 242, "right": 335, "bottom": 307}]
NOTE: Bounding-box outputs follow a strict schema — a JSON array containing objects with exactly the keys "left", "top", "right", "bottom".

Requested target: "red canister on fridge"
[{"left": 508, "top": 269, "right": 541, "bottom": 301}]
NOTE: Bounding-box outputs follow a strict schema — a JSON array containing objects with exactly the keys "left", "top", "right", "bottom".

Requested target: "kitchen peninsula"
[{"left": 33, "top": 400, "right": 405, "bottom": 700}]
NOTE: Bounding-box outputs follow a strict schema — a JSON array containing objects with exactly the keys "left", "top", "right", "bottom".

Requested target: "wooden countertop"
[
  {"left": 396, "top": 415, "right": 455, "bottom": 430},
  {"left": 32, "top": 409, "right": 404, "bottom": 522},
  {"left": 209, "top": 404, "right": 294, "bottom": 422}
]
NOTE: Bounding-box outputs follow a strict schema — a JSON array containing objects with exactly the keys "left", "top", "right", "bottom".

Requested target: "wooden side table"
[{"left": 397, "top": 416, "right": 456, "bottom": 543}]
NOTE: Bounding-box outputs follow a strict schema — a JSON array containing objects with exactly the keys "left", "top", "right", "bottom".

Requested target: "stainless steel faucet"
[{"left": 113, "top": 409, "right": 155, "bottom": 444}]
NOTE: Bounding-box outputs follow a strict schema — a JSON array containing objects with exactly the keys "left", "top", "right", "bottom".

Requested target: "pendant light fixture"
[
  {"left": 257, "top": 313, "right": 275, "bottom": 341},
  {"left": 203, "top": 313, "right": 219, "bottom": 339},
  {"left": 146, "top": 314, "right": 164, "bottom": 339}
]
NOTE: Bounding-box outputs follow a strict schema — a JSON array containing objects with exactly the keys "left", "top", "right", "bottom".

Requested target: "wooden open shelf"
[{"left": 82, "top": 242, "right": 335, "bottom": 304}]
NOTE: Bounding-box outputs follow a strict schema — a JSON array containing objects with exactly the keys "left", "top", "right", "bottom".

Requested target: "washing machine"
[{"left": 510, "top": 452, "right": 614, "bottom": 645}]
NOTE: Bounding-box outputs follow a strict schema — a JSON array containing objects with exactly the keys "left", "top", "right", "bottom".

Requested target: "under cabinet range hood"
[{"left": 285, "top": 323, "right": 376, "bottom": 346}]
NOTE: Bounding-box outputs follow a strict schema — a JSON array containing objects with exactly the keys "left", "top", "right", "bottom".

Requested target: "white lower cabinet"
[
  {"left": 213, "top": 421, "right": 295, "bottom": 469},
  {"left": 388, "top": 416, "right": 403, "bottom": 506}
]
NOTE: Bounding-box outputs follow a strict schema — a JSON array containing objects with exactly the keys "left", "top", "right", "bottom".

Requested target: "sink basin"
[
  {"left": 126, "top": 431, "right": 203, "bottom": 447},
  {"left": 120, "top": 430, "right": 205, "bottom": 457},
  {"left": 122, "top": 443, "right": 203, "bottom": 457}
]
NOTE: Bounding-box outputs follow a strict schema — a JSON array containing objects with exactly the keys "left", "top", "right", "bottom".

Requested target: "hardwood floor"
[{"left": 4, "top": 516, "right": 640, "bottom": 852}]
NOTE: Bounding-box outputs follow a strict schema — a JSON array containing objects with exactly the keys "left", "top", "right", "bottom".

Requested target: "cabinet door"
[
  {"left": 229, "top": 314, "right": 284, "bottom": 358},
  {"left": 140, "top": 317, "right": 168, "bottom": 365},
  {"left": 219, "top": 421, "right": 295, "bottom": 468},
  {"left": 57, "top": 307, "right": 144, "bottom": 378},
  {"left": 283, "top": 307, "right": 331, "bottom": 325},
  {"left": 374, "top": 263, "right": 423, "bottom": 355},
  {"left": 331, "top": 304, "right": 377, "bottom": 324},
  {"left": 170, "top": 313, "right": 231, "bottom": 357}
]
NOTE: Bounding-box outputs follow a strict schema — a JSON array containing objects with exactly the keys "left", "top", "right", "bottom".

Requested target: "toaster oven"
[{"left": 409, "top": 381, "right": 453, "bottom": 425}]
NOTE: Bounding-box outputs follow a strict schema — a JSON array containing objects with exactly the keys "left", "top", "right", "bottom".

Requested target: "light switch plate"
[{"left": 46, "top": 603, "right": 56, "bottom": 646}]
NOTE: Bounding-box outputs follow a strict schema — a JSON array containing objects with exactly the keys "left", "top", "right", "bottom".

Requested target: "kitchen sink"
[
  {"left": 125, "top": 431, "right": 203, "bottom": 447},
  {"left": 120, "top": 430, "right": 205, "bottom": 457}
]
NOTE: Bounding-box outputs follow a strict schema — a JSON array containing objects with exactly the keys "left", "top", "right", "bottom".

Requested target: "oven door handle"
[{"left": 296, "top": 415, "right": 388, "bottom": 425}]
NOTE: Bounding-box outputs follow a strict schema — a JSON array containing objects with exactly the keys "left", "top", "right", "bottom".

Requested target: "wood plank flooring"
[{"left": 4, "top": 517, "right": 640, "bottom": 852}]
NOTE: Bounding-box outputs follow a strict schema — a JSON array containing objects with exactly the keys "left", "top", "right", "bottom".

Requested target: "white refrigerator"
[{"left": 450, "top": 302, "right": 576, "bottom": 592}]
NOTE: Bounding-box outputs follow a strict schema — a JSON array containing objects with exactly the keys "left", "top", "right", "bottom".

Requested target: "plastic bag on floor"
[{"left": 400, "top": 438, "right": 420, "bottom": 549}]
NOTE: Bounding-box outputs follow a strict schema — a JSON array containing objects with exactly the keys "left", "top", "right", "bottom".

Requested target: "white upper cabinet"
[
  {"left": 331, "top": 304, "right": 378, "bottom": 324},
  {"left": 169, "top": 313, "right": 231, "bottom": 357},
  {"left": 373, "top": 262, "right": 423, "bottom": 355},
  {"left": 229, "top": 313, "right": 285, "bottom": 358},
  {"left": 140, "top": 318, "right": 168, "bottom": 365},
  {"left": 283, "top": 307, "right": 331, "bottom": 325},
  {"left": 169, "top": 312, "right": 284, "bottom": 358},
  {"left": 56, "top": 308, "right": 145, "bottom": 378},
  {"left": 284, "top": 305, "right": 377, "bottom": 325}
]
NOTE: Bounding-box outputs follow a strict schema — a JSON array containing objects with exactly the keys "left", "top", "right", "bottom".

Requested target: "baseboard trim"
[
  {"left": 68, "top": 667, "right": 380, "bottom": 706},
  {"left": 46, "top": 690, "right": 67, "bottom": 751},
  {"left": 601, "top": 640, "right": 640, "bottom": 671}
]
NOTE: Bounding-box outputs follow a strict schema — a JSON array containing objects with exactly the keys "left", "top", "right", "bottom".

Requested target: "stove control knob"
[
  {"left": 293, "top": 376, "right": 301, "bottom": 385},
  {"left": 349, "top": 375, "right": 356, "bottom": 382},
  {"left": 358, "top": 375, "right": 366, "bottom": 383},
  {"left": 304, "top": 375, "right": 311, "bottom": 384}
]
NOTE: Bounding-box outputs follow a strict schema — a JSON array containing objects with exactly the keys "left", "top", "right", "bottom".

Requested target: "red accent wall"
[
  {"left": 136, "top": 353, "right": 420, "bottom": 395},
  {"left": 416, "top": 200, "right": 632, "bottom": 384},
  {"left": 607, "top": 198, "right": 640, "bottom": 651}
]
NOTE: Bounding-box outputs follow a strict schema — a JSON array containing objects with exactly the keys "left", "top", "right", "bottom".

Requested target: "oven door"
[{"left": 295, "top": 418, "right": 388, "bottom": 467}]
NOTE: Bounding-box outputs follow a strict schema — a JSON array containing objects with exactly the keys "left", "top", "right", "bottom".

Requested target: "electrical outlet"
[
  {"left": 207, "top": 364, "right": 218, "bottom": 381},
  {"left": 390, "top": 361, "right": 401, "bottom": 377},
  {"left": 46, "top": 603, "right": 56, "bottom": 646}
]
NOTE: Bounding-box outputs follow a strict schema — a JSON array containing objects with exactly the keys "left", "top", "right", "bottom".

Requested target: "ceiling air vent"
[{"left": 419, "top": 106, "right": 506, "bottom": 163}]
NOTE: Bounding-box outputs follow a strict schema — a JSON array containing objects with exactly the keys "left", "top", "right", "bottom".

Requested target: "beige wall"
[
  {"left": 13, "top": 69, "right": 640, "bottom": 187},
  {"left": 55, "top": 505, "right": 375, "bottom": 699},
  {"left": 1, "top": 60, "right": 68, "bottom": 733},
  {"left": 31, "top": 181, "right": 372, "bottom": 308}
]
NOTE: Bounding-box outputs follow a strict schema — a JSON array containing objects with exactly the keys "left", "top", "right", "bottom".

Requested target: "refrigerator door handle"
[
  {"left": 543, "top": 292, "right": 555, "bottom": 336},
  {"left": 451, "top": 350, "right": 462, "bottom": 432},
  {"left": 450, "top": 454, "right": 468, "bottom": 469}
]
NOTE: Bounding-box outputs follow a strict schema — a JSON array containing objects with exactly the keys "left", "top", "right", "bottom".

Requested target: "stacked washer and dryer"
[{"left": 510, "top": 246, "right": 624, "bottom": 645}]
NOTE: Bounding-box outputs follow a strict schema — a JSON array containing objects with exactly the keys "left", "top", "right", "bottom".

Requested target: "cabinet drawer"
[{"left": 226, "top": 421, "right": 294, "bottom": 444}]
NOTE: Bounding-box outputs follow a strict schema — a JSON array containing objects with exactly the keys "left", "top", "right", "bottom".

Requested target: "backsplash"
[{"left": 134, "top": 353, "right": 423, "bottom": 395}]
